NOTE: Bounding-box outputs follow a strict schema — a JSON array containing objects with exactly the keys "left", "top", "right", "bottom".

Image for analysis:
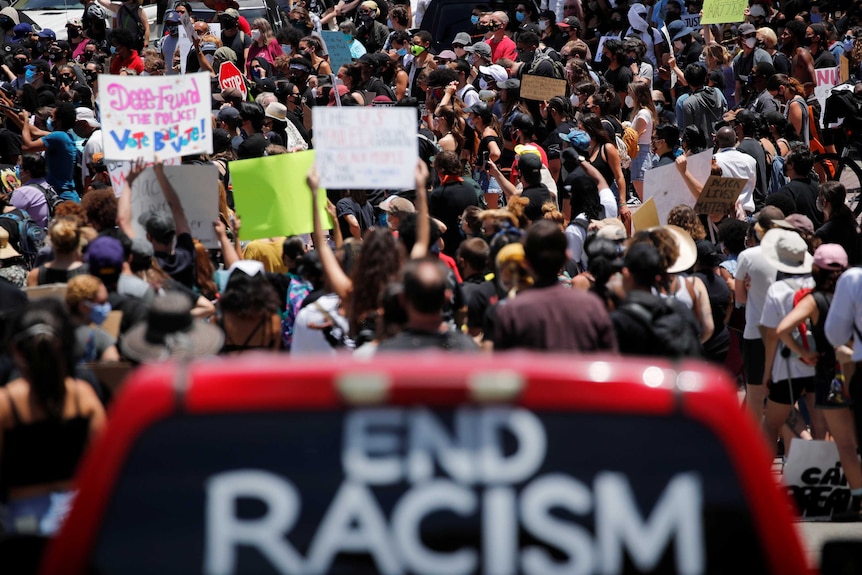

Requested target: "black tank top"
[
  {"left": 589, "top": 143, "right": 615, "bottom": 189},
  {"left": 1, "top": 387, "right": 90, "bottom": 491},
  {"left": 36, "top": 264, "right": 90, "bottom": 286}
]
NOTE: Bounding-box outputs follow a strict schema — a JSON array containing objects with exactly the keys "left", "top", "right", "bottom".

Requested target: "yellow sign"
[
  {"left": 632, "top": 197, "right": 660, "bottom": 231},
  {"left": 701, "top": 0, "right": 747, "bottom": 25},
  {"left": 520, "top": 74, "right": 568, "bottom": 102}
]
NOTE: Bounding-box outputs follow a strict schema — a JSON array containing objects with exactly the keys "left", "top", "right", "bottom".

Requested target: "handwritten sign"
[
  {"left": 99, "top": 72, "right": 212, "bottom": 161},
  {"left": 815, "top": 66, "right": 839, "bottom": 128},
  {"left": 313, "top": 107, "right": 417, "bottom": 189},
  {"left": 107, "top": 157, "right": 181, "bottom": 197},
  {"left": 130, "top": 165, "right": 220, "bottom": 248},
  {"left": 783, "top": 439, "right": 853, "bottom": 518},
  {"left": 693, "top": 176, "right": 747, "bottom": 216},
  {"left": 644, "top": 150, "right": 713, "bottom": 224},
  {"left": 682, "top": 11, "right": 701, "bottom": 30},
  {"left": 321, "top": 31, "right": 353, "bottom": 74},
  {"left": 520, "top": 75, "right": 568, "bottom": 101},
  {"left": 230, "top": 151, "right": 331, "bottom": 240},
  {"left": 701, "top": 0, "right": 746, "bottom": 25}
]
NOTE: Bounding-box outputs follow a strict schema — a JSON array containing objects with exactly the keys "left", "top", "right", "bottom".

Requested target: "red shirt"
[
  {"left": 109, "top": 50, "right": 144, "bottom": 75},
  {"left": 490, "top": 35, "right": 517, "bottom": 63}
]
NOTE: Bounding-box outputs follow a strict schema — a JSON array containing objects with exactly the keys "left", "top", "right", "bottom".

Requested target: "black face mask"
[
  {"left": 518, "top": 50, "right": 534, "bottom": 64},
  {"left": 11, "top": 60, "right": 25, "bottom": 74},
  {"left": 67, "top": 27, "right": 81, "bottom": 37},
  {"left": 84, "top": 70, "right": 97, "bottom": 84},
  {"left": 0, "top": 18, "right": 12, "bottom": 31},
  {"left": 221, "top": 19, "right": 237, "bottom": 30},
  {"left": 800, "top": 37, "right": 812, "bottom": 47}
]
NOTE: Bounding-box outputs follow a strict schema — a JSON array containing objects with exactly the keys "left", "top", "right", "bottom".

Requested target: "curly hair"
[
  {"left": 48, "top": 216, "right": 82, "bottom": 254},
  {"left": 629, "top": 228, "right": 679, "bottom": 273},
  {"left": 219, "top": 272, "right": 280, "bottom": 318},
  {"left": 81, "top": 187, "right": 118, "bottom": 231},
  {"left": 348, "top": 228, "right": 401, "bottom": 337},
  {"left": 667, "top": 205, "right": 706, "bottom": 241},
  {"left": 54, "top": 200, "right": 87, "bottom": 222},
  {"left": 65, "top": 274, "right": 103, "bottom": 313}
]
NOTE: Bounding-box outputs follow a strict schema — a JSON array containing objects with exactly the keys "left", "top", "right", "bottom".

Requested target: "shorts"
[
  {"left": 630, "top": 144, "right": 650, "bottom": 182},
  {"left": 741, "top": 338, "right": 765, "bottom": 386},
  {"left": 768, "top": 377, "right": 815, "bottom": 405},
  {"left": 814, "top": 373, "right": 854, "bottom": 409}
]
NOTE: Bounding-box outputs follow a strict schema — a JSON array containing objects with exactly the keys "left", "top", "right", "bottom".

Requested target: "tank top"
[
  {"left": 589, "top": 143, "right": 615, "bottom": 188},
  {"left": 1, "top": 387, "right": 90, "bottom": 491},
  {"left": 788, "top": 96, "right": 810, "bottom": 145},
  {"left": 36, "top": 263, "right": 90, "bottom": 286},
  {"left": 219, "top": 313, "right": 276, "bottom": 353}
]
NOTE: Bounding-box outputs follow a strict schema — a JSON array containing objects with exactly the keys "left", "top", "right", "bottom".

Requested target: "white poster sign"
[
  {"left": 643, "top": 150, "right": 713, "bottom": 224},
  {"left": 130, "top": 165, "right": 220, "bottom": 248},
  {"left": 313, "top": 107, "right": 417, "bottom": 189},
  {"left": 99, "top": 72, "right": 213, "bottom": 161},
  {"left": 783, "top": 439, "right": 853, "bottom": 518},
  {"left": 814, "top": 66, "right": 839, "bottom": 129},
  {"left": 107, "top": 157, "right": 181, "bottom": 197}
]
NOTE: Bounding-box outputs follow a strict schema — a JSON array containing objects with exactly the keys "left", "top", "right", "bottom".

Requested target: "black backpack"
[
  {"left": 31, "top": 182, "right": 63, "bottom": 217},
  {"left": 618, "top": 296, "right": 702, "bottom": 358},
  {"left": 119, "top": 3, "right": 146, "bottom": 51}
]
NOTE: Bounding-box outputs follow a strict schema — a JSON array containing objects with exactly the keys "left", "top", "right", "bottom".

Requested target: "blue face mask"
[
  {"left": 396, "top": 47, "right": 407, "bottom": 56},
  {"left": 281, "top": 44, "right": 291, "bottom": 55},
  {"left": 24, "top": 65, "right": 35, "bottom": 83},
  {"left": 87, "top": 301, "right": 112, "bottom": 326},
  {"left": 343, "top": 33, "right": 352, "bottom": 42},
  {"left": 110, "top": 45, "right": 117, "bottom": 54},
  {"left": 387, "top": 19, "right": 392, "bottom": 28},
  {"left": 46, "top": 117, "right": 53, "bottom": 131},
  {"left": 515, "top": 11, "right": 525, "bottom": 22},
  {"left": 471, "top": 15, "right": 479, "bottom": 25}
]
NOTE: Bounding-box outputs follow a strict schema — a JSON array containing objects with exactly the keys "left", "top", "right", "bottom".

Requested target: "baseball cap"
[
  {"left": 67, "top": 17, "right": 83, "bottom": 27},
  {"left": 559, "top": 128, "right": 591, "bottom": 153},
  {"left": 12, "top": 23, "right": 32, "bottom": 38},
  {"left": 436, "top": 50, "right": 457, "bottom": 61},
  {"left": 217, "top": 105, "right": 240, "bottom": 122},
  {"left": 139, "top": 211, "right": 176, "bottom": 243},
  {"left": 201, "top": 42, "right": 218, "bottom": 53},
  {"left": 453, "top": 32, "right": 471, "bottom": 46},
  {"left": 749, "top": 4, "right": 766, "bottom": 18},
  {"left": 478, "top": 64, "right": 507, "bottom": 85},
  {"left": 37, "top": 28, "right": 56, "bottom": 39},
  {"left": 221, "top": 8, "right": 240, "bottom": 19},
  {"left": 737, "top": 23, "right": 756, "bottom": 36},
  {"left": 517, "top": 152, "right": 542, "bottom": 179},
  {"left": 497, "top": 78, "right": 520, "bottom": 90},
  {"left": 75, "top": 107, "right": 100, "bottom": 128},
  {"left": 813, "top": 243, "right": 848, "bottom": 271},
  {"left": 86, "top": 236, "right": 125, "bottom": 279},
  {"left": 784, "top": 213, "right": 814, "bottom": 236},
  {"left": 478, "top": 89, "right": 496, "bottom": 102},
  {"left": 379, "top": 196, "right": 415, "bottom": 214},
  {"left": 464, "top": 42, "right": 491, "bottom": 59}
]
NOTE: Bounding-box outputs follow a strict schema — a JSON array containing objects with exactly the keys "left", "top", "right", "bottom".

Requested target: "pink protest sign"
[{"left": 99, "top": 72, "right": 213, "bottom": 161}]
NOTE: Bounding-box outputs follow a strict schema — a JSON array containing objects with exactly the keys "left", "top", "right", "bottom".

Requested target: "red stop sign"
[{"left": 218, "top": 61, "right": 247, "bottom": 100}]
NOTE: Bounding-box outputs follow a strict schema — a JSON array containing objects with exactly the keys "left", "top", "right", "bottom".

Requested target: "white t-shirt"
[
  {"left": 734, "top": 245, "right": 777, "bottom": 340},
  {"left": 599, "top": 187, "right": 618, "bottom": 219},
  {"left": 566, "top": 217, "right": 589, "bottom": 271},
  {"left": 634, "top": 108, "right": 653, "bottom": 145},
  {"left": 291, "top": 293, "right": 351, "bottom": 355},
  {"left": 81, "top": 129, "right": 103, "bottom": 185},
  {"left": 760, "top": 276, "right": 816, "bottom": 383},
  {"left": 714, "top": 147, "right": 757, "bottom": 213}
]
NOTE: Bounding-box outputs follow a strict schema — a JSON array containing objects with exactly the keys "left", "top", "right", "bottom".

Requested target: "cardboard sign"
[
  {"left": 520, "top": 74, "right": 568, "bottom": 101},
  {"left": 643, "top": 150, "right": 713, "bottom": 224},
  {"left": 313, "top": 107, "right": 417, "bottom": 189},
  {"left": 130, "top": 165, "right": 220, "bottom": 248},
  {"left": 218, "top": 61, "right": 247, "bottom": 100},
  {"left": 321, "top": 30, "right": 353, "bottom": 74},
  {"left": 99, "top": 72, "right": 213, "bottom": 161},
  {"left": 693, "top": 176, "right": 747, "bottom": 216},
  {"left": 840, "top": 55, "right": 850, "bottom": 83},
  {"left": 230, "top": 151, "right": 332, "bottom": 240},
  {"left": 783, "top": 439, "right": 853, "bottom": 518},
  {"left": 632, "top": 197, "right": 660, "bottom": 231},
  {"left": 106, "top": 157, "right": 181, "bottom": 197},
  {"left": 701, "top": 0, "right": 746, "bottom": 24}
]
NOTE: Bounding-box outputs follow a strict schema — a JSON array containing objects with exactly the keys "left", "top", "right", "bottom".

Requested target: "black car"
[{"left": 420, "top": 0, "right": 540, "bottom": 53}]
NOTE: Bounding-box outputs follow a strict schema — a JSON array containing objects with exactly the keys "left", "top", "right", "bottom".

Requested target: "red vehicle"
[{"left": 40, "top": 354, "right": 808, "bottom": 574}]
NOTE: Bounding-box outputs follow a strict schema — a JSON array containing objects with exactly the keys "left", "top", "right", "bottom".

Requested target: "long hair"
[
  {"left": 580, "top": 113, "right": 611, "bottom": 145},
  {"left": 435, "top": 107, "right": 465, "bottom": 151},
  {"left": 628, "top": 80, "right": 657, "bottom": 124},
  {"left": 568, "top": 176, "right": 603, "bottom": 222},
  {"left": 348, "top": 228, "right": 401, "bottom": 336},
  {"left": 252, "top": 18, "right": 275, "bottom": 43},
  {"left": 13, "top": 300, "right": 75, "bottom": 419},
  {"left": 193, "top": 240, "right": 218, "bottom": 300}
]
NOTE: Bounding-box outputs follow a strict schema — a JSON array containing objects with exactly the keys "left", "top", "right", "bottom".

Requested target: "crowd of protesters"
[{"left": 0, "top": 0, "right": 861, "bottom": 538}]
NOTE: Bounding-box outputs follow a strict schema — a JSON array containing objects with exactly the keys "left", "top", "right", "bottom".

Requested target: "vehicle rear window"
[{"left": 92, "top": 409, "right": 767, "bottom": 574}]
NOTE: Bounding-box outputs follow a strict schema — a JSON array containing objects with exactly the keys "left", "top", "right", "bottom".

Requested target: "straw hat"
[{"left": 0, "top": 227, "right": 20, "bottom": 260}]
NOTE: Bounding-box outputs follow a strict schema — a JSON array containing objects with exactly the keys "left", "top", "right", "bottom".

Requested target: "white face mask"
[
  {"left": 625, "top": 95, "right": 634, "bottom": 108},
  {"left": 538, "top": 20, "right": 548, "bottom": 31},
  {"left": 570, "top": 93, "right": 579, "bottom": 107},
  {"left": 251, "top": 29, "right": 261, "bottom": 41},
  {"left": 745, "top": 37, "right": 757, "bottom": 49}
]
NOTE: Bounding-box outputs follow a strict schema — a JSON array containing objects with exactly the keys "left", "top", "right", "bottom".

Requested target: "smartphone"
[{"left": 480, "top": 151, "right": 489, "bottom": 170}]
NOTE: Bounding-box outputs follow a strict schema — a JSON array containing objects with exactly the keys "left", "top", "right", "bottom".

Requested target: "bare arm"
[
  {"left": 95, "top": 0, "right": 121, "bottom": 15},
  {"left": 581, "top": 156, "right": 609, "bottom": 191},
  {"left": 343, "top": 214, "right": 362, "bottom": 239},
  {"left": 308, "top": 166, "right": 352, "bottom": 299},
  {"left": 675, "top": 154, "right": 706, "bottom": 200},
  {"left": 213, "top": 218, "right": 239, "bottom": 269},
  {"left": 776, "top": 295, "right": 819, "bottom": 363},
  {"left": 411, "top": 160, "right": 430, "bottom": 259},
  {"left": 325, "top": 199, "right": 343, "bottom": 249},
  {"left": 153, "top": 159, "right": 190, "bottom": 236},
  {"left": 18, "top": 111, "right": 46, "bottom": 153},
  {"left": 117, "top": 158, "right": 147, "bottom": 239},
  {"left": 693, "top": 276, "right": 714, "bottom": 343},
  {"left": 139, "top": 6, "right": 150, "bottom": 47},
  {"left": 761, "top": 326, "right": 778, "bottom": 386}
]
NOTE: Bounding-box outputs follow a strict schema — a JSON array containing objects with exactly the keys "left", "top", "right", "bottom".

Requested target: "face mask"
[
  {"left": 410, "top": 44, "right": 425, "bottom": 56},
  {"left": 611, "top": 17, "right": 623, "bottom": 27},
  {"left": 110, "top": 45, "right": 117, "bottom": 54},
  {"left": 68, "top": 27, "right": 81, "bottom": 37},
  {"left": 251, "top": 29, "right": 261, "bottom": 41},
  {"left": 12, "top": 60, "right": 24, "bottom": 74},
  {"left": 360, "top": 12, "right": 373, "bottom": 22},
  {"left": 539, "top": 20, "right": 548, "bottom": 31},
  {"left": 87, "top": 301, "right": 112, "bottom": 326},
  {"left": 745, "top": 37, "right": 757, "bottom": 49},
  {"left": 570, "top": 93, "right": 579, "bottom": 107},
  {"left": 518, "top": 50, "right": 534, "bottom": 63},
  {"left": 0, "top": 18, "right": 11, "bottom": 31},
  {"left": 84, "top": 71, "right": 96, "bottom": 84},
  {"left": 46, "top": 117, "right": 53, "bottom": 130},
  {"left": 387, "top": 19, "right": 392, "bottom": 28},
  {"left": 466, "top": 116, "right": 475, "bottom": 129},
  {"left": 471, "top": 15, "right": 479, "bottom": 25},
  {"left": 167, "top": 25, "right": 179, "bottom": 37},
  {"left": 24, "top": 65, "right": 35, "bottom": 83},
  {"left": 627, "top": 56, "right": 636, "bottom": 64},
  {"left": 221, "top": 19, "right": 237, "bottom": 30},
  {"left": 397, "top": 47, "right": 407, "bottom": 56},
  {"left": 343, "top": 33, "right": 352, "bottom": 42},
  {"left": 673, "top": 40, "right": 684, "bottom": 52},
  {"left": 625, "top": 95, "right": 634, "bottom": 108},
  {"left": 515, "top": 11, "right": 525, "bottom": 22},
  {"left": 79, "top": 51, "right": 93, "bottom": 63},
  {"left": 816, "top": 196, "right": 825, "bottom": 212},
  {"left": 281, "top": 44, "right": 291, "bottom": 55},
  {"left": 49, "top": 51, "right": 62, "bottom": 61},
  {"left": 655, "top": 102, "right": 663, "bottom": 113},
  {"left": 800, "top": 37, "right": 812, "bottom": 47}
]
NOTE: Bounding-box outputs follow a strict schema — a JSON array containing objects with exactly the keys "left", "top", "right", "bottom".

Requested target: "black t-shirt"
[
  {"left": 467, "top": 279, "right": 498, "bottom": 330},
  {"left": 429, "top": 180, "right": 480, "bottom": 257},
  {"left": 336, "top": 197, "right": 374, "bottom": 239},
  {"left": 154, "top": 232, "right": 195, "bottom": 290},
  {"left": 237, "top": 132, "right": 268, "bottom": 160},
  {"left": 377, "top": 327, "right": 479, "bottom": 352},
  {"left": 542, "top": 120, "right": 574, "bottom": 163},
  {"left": 0, "top": 128, "right": 21, "bottom": 165},
  {"left": 814, "top": 49, "right": 837, "bottom": 69},
  {"left": 815, "top": 211, "right": 861, "bottom": 266},
  {"left": 520, "top": 184, "right": 552, "bottom": 221},
  {"left": 221, "top": 30, "right": 252, "bottom": 73},
  {"left": 774, "top": 178, "right": 823, "bottom": 229},
  {"left": 604, "top": 65, "right": 634, "bottom": 93}
]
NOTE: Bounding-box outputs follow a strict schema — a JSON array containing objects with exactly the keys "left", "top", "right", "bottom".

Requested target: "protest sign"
[
  {"left": 693, "top": 176, "right": 747, "bottom": 216},
  {"left": 230, "top": 151, "right": 331, "bottom": 240},
  {"left": 321, "top": 31, "right": 352, "bottom": 74},
  {"left": 840, "top": 55, "right": 850, "bottom": 83},
  {"left": 701, "top": 0, "right": 746, "bottom": 24},
  {"left": 783, "top": 439, "right": 853, "bottom": 518},
  {"left": 632, "top": 197, "right": 659, "bottom": 231},
  {"left": 682, "top": 11, "right": 701, "bottom": 30},
  {"left": 643, "top": 150, "right": 713, "bottom": 224},
  {"left": 815, "top": 66, "right": 839, "bottom": 128},
  {"left": 313, "top": 107, "right": 417, "bottom": 189},
  {"left": 107, "top": 157, "right": 181, "bottom": 197},
  {"left": 99, "top": 72, "right": 212, "bottom": 161},
  {"left": 218, "top": 61, "right": 247, "bottom": 100},
  {"left": 130, "top": 164, "right": 220, "bottom": 248},
  {"left": 520, "top": 75, "right": 568, "bottom": 101}
]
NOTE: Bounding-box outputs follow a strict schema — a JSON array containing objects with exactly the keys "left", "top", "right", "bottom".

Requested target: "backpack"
[
  {"left": 618, "top": 296, "right": 702, "bottom": 358},
  {"left": 31, "top": 182, "right": 63, "bottom": 217},
  {"left": 119, "top": 3, "right": 145, "bottom": 51},
  {"left": 0, "top": 211, "right": 45, "bottom": 267},
  {"left": 527, "top": 49, "right": 566, "bottom": 81},
  {"left": 621, "top": 124, "right": 639, "bottom": 160}
]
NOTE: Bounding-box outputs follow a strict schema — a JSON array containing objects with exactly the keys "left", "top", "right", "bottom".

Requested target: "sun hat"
[
  {"left": 379, "top": 195, "right": 415, "bottom": 213},
  {"left": 120, "top": 292, "right": 224, "bottom": 363},
  {"left": 812, "top": 243, "right": 848, "bottom": 271},
  {"left": 0, "top": 227, "right": 20, "bottom": 260},
  {"left": 264, "top": 101, "right": 287, "bottom": 121},
  {"left": 655, "top": 224, "right": 697, "bottom": 274},
  {"left": 760, "top": 228, "right": 813, "bottom": 274}
]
